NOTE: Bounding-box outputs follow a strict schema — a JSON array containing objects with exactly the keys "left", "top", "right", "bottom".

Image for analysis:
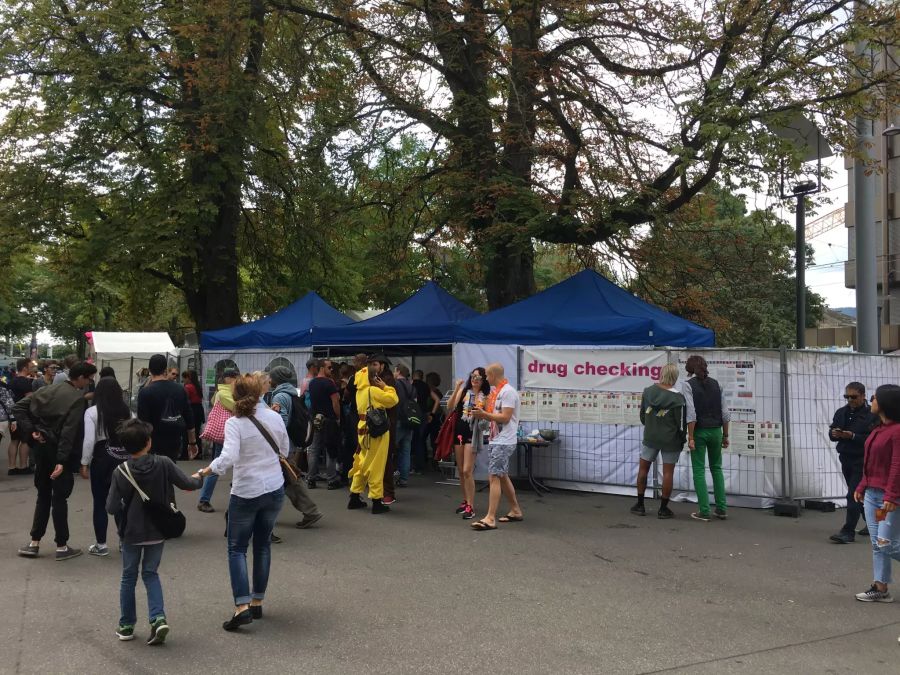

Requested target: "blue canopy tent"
[
  {"left": 200, "top": 291, "right": 353, "bottom": 350},
  {"left": 455, "top": 269, "right": 714, "bottom": 347},
  {"left": 311, "top": 281, "right": 479, "bottom": 347}
]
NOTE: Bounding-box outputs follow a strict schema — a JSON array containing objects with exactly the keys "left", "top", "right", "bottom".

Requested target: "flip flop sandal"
[
  {"left": 471, "top": 520, "right": 497, "bottom": 531},
  {"left": 498, "top": 515, "right": 524, "bottom": 523}
]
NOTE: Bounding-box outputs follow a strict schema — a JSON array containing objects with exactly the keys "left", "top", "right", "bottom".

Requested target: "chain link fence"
[{"left": 517, "top": 347, "right": 900, "bottom": 506}]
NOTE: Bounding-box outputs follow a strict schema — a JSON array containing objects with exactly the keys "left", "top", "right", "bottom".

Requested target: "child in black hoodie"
[{"left": 106, "top": 419, "right": 202, "bottom": 644}]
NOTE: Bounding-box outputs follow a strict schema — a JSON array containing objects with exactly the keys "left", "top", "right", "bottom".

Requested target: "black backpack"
[
  {"left": 397, "top": 379, "right": 422, "bottom": 428},
  {"left": 286, "top": 393, "right": 313, "bottom": 448}
]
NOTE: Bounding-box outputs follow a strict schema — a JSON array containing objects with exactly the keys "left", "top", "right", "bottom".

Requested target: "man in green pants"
[{"left": 683, "top": 355, "right": 729, "bottom": 522}]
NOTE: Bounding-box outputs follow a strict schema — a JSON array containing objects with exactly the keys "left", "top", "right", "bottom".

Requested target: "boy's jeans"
[{"left": 120, "top": 542, "right": 165, "bottom": 626}]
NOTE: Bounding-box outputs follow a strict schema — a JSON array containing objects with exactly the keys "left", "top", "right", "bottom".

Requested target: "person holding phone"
[
  {"left": 347, "top": 355, "right": 398, "bottom": 514},
  {"left": 829, "top": 382, "right": 874, "bottom": 544},
  {"left": 852, "top": 384, "right": 900, "bottom": 603}
]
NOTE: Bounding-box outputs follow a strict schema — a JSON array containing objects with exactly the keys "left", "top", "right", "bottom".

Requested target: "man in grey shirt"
[{"left": 52, "top": 355, "right": 79, "bottom": 385}]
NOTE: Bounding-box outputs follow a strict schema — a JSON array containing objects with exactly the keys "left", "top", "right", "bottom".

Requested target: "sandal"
[
  {"left": 470, "top": 520, "right": 497, "bottom": 531},
  {"left": 498, "top": 514, "right": 524, "bottom": 523}
]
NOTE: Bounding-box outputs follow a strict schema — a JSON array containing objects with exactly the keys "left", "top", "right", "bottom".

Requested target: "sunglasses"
[
  {"left": 844, "top": 394, "right": 861, "bottom": 400},
  {"left": 471, "top": 375, "right": 483, "bottom": 380}
]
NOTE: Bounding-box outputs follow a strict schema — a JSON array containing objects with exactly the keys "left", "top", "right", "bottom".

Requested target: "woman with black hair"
[
  {"left": 853, "top": 384, "right": 900, "bottom": 603},
  {"left": 446, "top": 367, "right": 491, "bottom": 520},
  {"left": 182, "top": 370, "right": 205, "bottom": 458},
  {"left": 682, "top": 355, "right": 730, "bottom": 522},
  {"left": 81, "top": 376, "right": 133, "bottom": 556}
]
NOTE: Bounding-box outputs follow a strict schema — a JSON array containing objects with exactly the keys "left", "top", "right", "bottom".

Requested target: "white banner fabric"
[{"left": 522, "top": 348, "right": 667, "bottom": 392}]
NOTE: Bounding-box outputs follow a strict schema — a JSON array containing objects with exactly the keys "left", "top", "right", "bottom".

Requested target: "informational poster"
[
  {"left": 524, "top": 348, "right": 667, "bottom": 392},
  {"left": 537, "top": 390, "right": 560, "bottom": 420},
  {"left": 205, "top": 369, "right": 217, "bottom": 386},
  {"left": 755, "top": 422, "right": 784, "bottom": 457},
  {"left": 558, "top": 391, "right": 581, "bottom": 422},
  {"left": 579, "top": 392, "right": 602, "bottom": 423},
  {"left": 519, "top": 390, "right": 537, "bottom": 420},
  {"left": 622, "top": 393, "right": 643, "bottom": 426},
  {"left": 725, "top": 421, "right": 783, "bottom": 457},
  {"left": 727, "top": 422, "right": 757, "bottom": 455},
  {"left": 599, "top": 393, "right": 625, "bottom": 424},
  {"left": 678, "top": 357, "right": 757, "bottom": 421}
]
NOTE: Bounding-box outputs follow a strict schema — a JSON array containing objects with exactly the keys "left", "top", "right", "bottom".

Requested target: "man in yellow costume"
[{"left": 348, "top": 355, "right": 398, "bottom": 514}]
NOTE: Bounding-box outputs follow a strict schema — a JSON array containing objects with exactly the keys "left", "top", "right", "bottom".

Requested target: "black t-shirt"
[
  {"left": 308, "top": 377, "right": 338, "bottom": 419},
  {"left": 9, "top": 376, "right": 33, "bottom": 403},
  {"left": 412, "top": 379, "right": 431, "bottom": 413},
  {"left": 137, "top": 380, "right": 194, "bottom": 458}
]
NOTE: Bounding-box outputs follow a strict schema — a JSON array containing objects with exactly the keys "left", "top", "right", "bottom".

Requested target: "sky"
[{"left": 762, "top": 156, "right": 855, "bottom": 309}]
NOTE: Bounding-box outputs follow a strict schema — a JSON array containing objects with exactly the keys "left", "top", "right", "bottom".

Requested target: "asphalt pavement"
[{"left": 0, "top": 463, "right": 897, "bottom": 674}]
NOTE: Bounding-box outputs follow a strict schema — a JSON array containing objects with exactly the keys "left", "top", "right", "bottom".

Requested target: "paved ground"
[{"left": 0, "top": 464, "right": 897, "bottom": 674}]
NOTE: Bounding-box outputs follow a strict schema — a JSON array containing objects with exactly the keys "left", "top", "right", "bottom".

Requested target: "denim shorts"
[
  {"left": 488, "top": 443, "right": 516, "bottom": 476},
  {"left": 640, "top": 444, "right": 682, "bottom": 466}
]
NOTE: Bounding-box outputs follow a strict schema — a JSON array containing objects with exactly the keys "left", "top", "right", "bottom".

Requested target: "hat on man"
[
  {"left": 222, "top": 367, "right": 240, "bottom": 379},
  {"left": 268, "top": 366, "right": 296, "bottom": 387},
  {"left": 368, "top": 353, "right": 391, "bottom": 366}
]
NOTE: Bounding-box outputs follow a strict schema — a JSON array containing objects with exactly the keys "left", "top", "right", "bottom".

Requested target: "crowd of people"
[{"left": 2, "top": 351, "right": 899, "bottom": 642}]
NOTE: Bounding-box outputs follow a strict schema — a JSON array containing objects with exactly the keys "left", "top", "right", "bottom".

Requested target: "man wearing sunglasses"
[{"left": 829, "top": 382, "right": 875, "bottom": 544}]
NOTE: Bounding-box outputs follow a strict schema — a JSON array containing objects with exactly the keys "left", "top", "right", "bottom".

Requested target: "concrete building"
[{"left": 843, "top": 46, "right": 900, "bottom": 352}]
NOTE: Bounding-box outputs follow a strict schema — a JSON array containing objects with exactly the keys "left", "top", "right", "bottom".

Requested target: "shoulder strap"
[
  {"left": 247, "top": 414, "right": 281, "bottom": 457},
  {"left": 117, "top": 462, "right": 150, "bottom": 502}
]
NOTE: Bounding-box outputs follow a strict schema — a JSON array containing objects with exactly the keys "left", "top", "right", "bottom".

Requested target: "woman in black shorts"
[{"left": 446, "top": 367, "right": 490, "bottom": 520}]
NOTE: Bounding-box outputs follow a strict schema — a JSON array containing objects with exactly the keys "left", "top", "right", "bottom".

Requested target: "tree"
[
  {"left": 622, "top": 187, "right": 825, "bottom": 347},
  {"left": 275, "top": 0, "right": 900, "bottom": 308},
  {"left": 0, "top": 0, "right": 365, "bottom": 330}
]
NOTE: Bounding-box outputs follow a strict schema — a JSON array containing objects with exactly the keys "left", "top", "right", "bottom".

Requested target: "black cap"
[{"left": 368, "top": 353, "right": 391, "bottom": 366}]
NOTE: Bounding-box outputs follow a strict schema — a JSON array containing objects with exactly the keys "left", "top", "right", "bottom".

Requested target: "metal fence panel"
[{"left": 786, "top": 351, "right": 900, "bottom": 500}]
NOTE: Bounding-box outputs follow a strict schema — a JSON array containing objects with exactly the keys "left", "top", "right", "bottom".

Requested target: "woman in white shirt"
[
  {"left": 194, "top": 374, "right": 287, "bottom": 631},
  {"left": 82, "top": 376, "right": 133, "bottom": 557}
]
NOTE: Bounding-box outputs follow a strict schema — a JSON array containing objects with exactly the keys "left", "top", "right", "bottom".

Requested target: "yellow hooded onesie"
[{"left": 349, "top": 366, "right": 399, "bottom": 500}]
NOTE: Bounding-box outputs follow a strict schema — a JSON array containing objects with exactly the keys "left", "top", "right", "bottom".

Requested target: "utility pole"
[{"left": 854, "top": 3, "right": 879, "bottom": 353}]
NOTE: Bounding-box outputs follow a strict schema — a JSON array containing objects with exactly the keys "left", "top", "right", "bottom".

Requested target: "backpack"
[
  {"left": 286, "top": 393, "right": 313, "bottom": 448},
  {"left": 158, "top": 392, "right": 187, "bottom": 438},
  {"left": 397, "top": 379, "right": 422, "bottom": 428}
]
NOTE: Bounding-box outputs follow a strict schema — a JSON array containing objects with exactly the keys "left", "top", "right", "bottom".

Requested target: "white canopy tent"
[{"left": 88, "top": 331, "right": 176, "bottom": 395}]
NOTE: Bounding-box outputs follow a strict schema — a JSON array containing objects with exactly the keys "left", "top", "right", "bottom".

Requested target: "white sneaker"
[
  {"left": 88, "top": 543, "right": 109, "bottom": 557},
  {"left": 855, "top": 585, "right": 894, "bottom": 602}
]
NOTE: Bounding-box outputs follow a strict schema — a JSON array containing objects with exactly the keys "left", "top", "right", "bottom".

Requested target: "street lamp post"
[
  {"left": 773, "top": 114, "right": 832, "bottom": 350},
  {"left": 793, "top": 180, "right": 819, "bottom": 348}
]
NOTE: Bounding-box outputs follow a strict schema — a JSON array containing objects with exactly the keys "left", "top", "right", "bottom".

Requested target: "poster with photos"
[
  {"left": 558, "top": 391, "right": 581, "bottom": 422},
  {"left": 519, "top": 390, "right": 537, "bottom": 420},
  {"left": 622, "top": 393, "right": 643, "bottom": 426},
  {"left": 599, "top": 393, "right": 625, "bottom": 424},
  {"left": 579, "top": 392, "right": 602, "bottom": 423},
  {"left": 755, "top": 422, "right": 784, "bottom": 457},
  {"left": 537, "top": 390, "right": 560, "bottom": 421}
]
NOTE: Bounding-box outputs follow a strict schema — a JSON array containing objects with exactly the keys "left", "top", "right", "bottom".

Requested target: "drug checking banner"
[{"left": 522, "top": 348, "right": 667, "bottom": 393}]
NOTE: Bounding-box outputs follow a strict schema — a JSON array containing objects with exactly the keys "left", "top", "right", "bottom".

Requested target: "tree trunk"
[
  {"left": 483, "top": 240, "right": 536, "bottom": 309},
  {"left": 180, "top": 158, "right": 242, "bottom": 332}
]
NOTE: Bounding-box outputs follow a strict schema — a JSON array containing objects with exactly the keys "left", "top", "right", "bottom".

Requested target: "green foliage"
[
  {"left": 0, "top": 0, "right": 897, "bottom": 334},
  {"left": 626, "top": 187, "right": 825, "bottom": 348}
]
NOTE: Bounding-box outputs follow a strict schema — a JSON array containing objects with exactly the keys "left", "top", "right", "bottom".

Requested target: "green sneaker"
[
  {"left": 147, "top": 616, "right": 169, "bottom": 645},
  {"left": 116, "top": 625, "right": 135, "bottom": 641}
]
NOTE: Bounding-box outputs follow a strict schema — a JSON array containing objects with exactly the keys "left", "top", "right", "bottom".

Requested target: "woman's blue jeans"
[
  {"left": 120, "top": 542, "right": 165, "bottom": 626},
  {"left": 863, "top": 488, "right": 900, "bottom": 584},
  {"left": 226, "top": 486, "right": 285, "bottom": 605},
  {"left": 198, "top": 443, "right": 222, "bottom": 504}
]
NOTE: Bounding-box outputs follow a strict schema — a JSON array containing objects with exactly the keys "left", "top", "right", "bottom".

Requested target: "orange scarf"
[{"left": 486, "top": 379, "right": 509, "bottom": 413}]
